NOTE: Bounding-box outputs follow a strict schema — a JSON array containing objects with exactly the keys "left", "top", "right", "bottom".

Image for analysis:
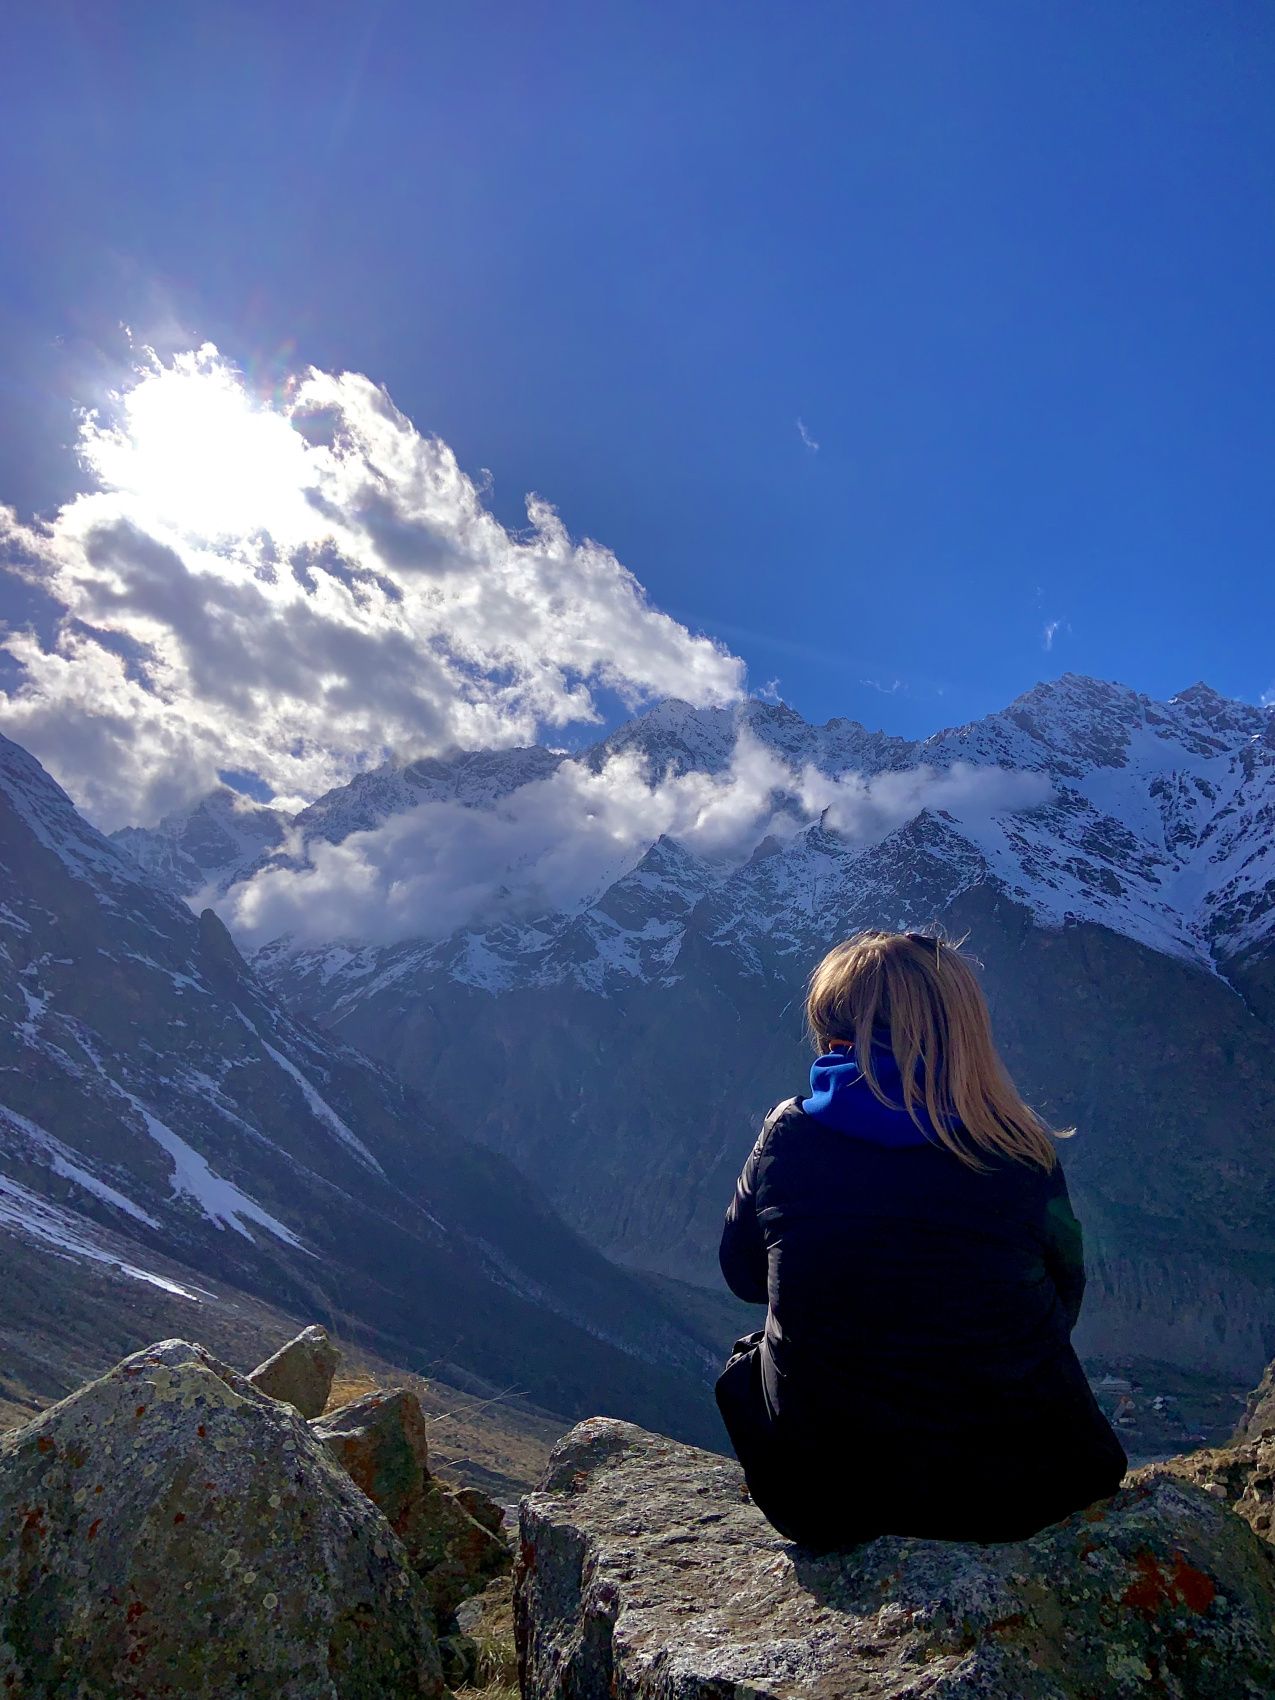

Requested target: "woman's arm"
[
  {"left": 1043, "top": 1163, "right": 1086, "bottom": 1332},
  {"left": 719, "top": 1123, "right": 773, "bottom": 1305}
]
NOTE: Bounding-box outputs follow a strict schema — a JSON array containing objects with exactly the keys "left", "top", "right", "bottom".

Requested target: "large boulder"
[
  {"left": 516, "top": 1418, "right": 1275, "bottom": 1700},
  {"left": 0, "top": 1340, "right": 443, "bottom": 1698},
  {"left": 313, "top": 1388, "right": 511, "bottom": 1626},
  {"left": 248, "top": 1323, "right": 340, "bottom": 1419}
]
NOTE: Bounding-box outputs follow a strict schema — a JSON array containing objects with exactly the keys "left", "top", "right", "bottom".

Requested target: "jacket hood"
[{"left": 801, "top": 1045, "right": 942, "bottom": 1148}]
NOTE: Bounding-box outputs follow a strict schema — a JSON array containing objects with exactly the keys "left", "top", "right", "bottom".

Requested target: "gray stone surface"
[
  {"left": 0, "top": 1339, "right": 443, "bottom": 1698},
  {"left": 516, "top": 1417, "right": 1275, "bottom": 1699},
  {"left": 248, "top": 1323, "right": 340, "bottom": 1418},
  {"left": 1157, "top": 1436, "right": 1275, "bottom": 1547},
  {"left": 314, "top": 1387, "right": 511, "bottom": 1627},
  {"left": 1234, "top": 1359, "right": 1275, "bottom": 1444}
]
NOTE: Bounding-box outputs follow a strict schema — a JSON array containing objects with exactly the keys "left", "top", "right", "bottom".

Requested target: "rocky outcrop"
[
  {"left": 313, "top": 1387, "right": 511, "bottom": 1626},
  {"left": 516, "top": 1418, "right": 1275, "bottom": 1699},
  {"left": 1234, "top": 1359, "right": 1275, "bottom": 1444},
  {"left": 0, "top": 1340, "right": 443, "bottom": 1698},
  {"left": 248, "top": 1323, "right": 340, "bottom": 1418},
  {"left": 1156, "top": 1437, "right": 1275, "bottom": 1546}
]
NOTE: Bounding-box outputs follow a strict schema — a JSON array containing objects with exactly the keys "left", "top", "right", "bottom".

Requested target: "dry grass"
[
  {"left": 322, "top": 1357, "right": 557, "bottom": 1496},
  {"left": 453, "top": 1576, "right": 518, "bottom": 1699},
  {"left": 456, "top": 1650, "right": 518, "bottom": 1700},
  {"left": 0, "top": 1242, "right": 563, "bottom": 1497},
  {"left": 325, "top": 1373, "right": 383, "bottom": 1408}
]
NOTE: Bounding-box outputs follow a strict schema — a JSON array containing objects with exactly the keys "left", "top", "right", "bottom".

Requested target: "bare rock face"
[
  {"left": 0, "top": 1339, "right": 443, "bottom": 1699},
  {"left": 1234, "top": 1360, "right": 1275, "bottom": 1444},
  {"left": 313, "top": 1387, "right": 511, "bottom": 1626},
  {"left": 516, "top": 1418, "right": 1275, "bottom": 1700},
  {"left": 454, "top": 1484, "right": 505, "bottom": 1535},
  {"left": 247, "top": 1323, "right": 340, "bottom": 1418}
]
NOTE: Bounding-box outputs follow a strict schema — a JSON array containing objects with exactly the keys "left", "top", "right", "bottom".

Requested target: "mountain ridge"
[
  {"left": 140, "top": 676, "right": 1275, "bottom": 1391},
  {"left": 0, "top": 730, "right": 727, "bottom": 1445},
  {"left": 110, "top": 674, "right": 1275, "bottom": 994}
]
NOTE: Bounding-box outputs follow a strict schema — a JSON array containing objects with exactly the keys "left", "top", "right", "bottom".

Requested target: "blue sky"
[{"left": 2, "top": 0, "right": 1273, "bottom": 751}]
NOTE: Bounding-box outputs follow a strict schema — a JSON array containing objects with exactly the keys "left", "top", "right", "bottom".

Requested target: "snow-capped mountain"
[
  {"left": 0, "top": 732, "right": 726, "bottom": 1443},
  {"left": 191, "top": 675, "right": 1273, "bottom": 1035},
  {"left": 113, "top": 745, "right": 567, "bottom": 896},
  {"left": 111, "top": 786, "right": 291, "bottom": 899},
  {"left": 105, "top": 678, "right": 1275, "bottom": 1386},
  {"left": 580, "top": 676, "right": 1275, "bottom": 981},
  {"left": 119, "top": 674, "right": 1275, "bottom": 995},
  {"left": 179, "top": 675, "right": 1275, "bottom": 1391}
]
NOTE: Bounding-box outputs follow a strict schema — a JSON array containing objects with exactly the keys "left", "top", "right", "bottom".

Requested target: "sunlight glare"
[{"left": 80, "top": 345, "right": 316, "bottom": 544}]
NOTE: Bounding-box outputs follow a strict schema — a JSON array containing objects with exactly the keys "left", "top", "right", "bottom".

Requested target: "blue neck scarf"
[{"left": 801, "top": 1044, "right": 942, "bottom": 1148}]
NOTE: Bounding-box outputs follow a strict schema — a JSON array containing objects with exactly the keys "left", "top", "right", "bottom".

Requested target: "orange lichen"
[{"left": 1120, "top": 1550, "right": 1217, "bottom": 1616}]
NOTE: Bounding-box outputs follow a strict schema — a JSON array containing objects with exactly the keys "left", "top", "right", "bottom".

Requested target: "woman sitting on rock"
[{"left": 716, "top": 929, "right": 1126, "bottom": 1552}]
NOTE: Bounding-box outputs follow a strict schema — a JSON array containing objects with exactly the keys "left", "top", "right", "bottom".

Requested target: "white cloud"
[
  {"left": 1042, "top": 617, "right": 1069, "bottom": 652},
  {"left": 222, "top": 733, "right": 1053, "bottom": 949},
  {"left": 0, "top": 344, "right": 743, "bottom": 830},
  {"left": 796, "top": 418, "right": 819, "bottom": 453},
  {"left": 1261, "top": 682, "right": 1275, "bottom": 709}
]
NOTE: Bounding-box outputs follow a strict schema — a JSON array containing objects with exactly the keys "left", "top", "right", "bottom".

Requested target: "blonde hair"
[{"left": 804, "top": 930, "right": 1068, "bottom": 1171}]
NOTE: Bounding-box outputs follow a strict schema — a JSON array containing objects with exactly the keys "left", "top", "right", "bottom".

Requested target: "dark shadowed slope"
[{"left": 0, "top": 732, "right": 723, "bottom": 1447}]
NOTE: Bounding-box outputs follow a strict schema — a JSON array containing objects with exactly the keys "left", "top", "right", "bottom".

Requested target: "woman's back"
[
  {"left": 714, "top": 932, "right": 1126, "bottom": 1551},
  {"left": 724, "top": 1092, "right": 1086, "bottom": 1434}
]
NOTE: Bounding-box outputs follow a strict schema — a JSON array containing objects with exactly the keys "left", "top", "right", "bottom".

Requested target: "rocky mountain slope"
[
  {"left": 0, "top": 732, "right": 726, "bottom": 1447},
  {"left": 119, "top": 675, "right": 1275, "bottom": 987},
  {"left": 167, "top": 676, "right": 1274, "bottom": 1388}
]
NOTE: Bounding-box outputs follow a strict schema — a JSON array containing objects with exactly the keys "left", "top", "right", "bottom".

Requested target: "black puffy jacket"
[{"left": 716, "top": 1095, "right": 1126, "bottom": 1550}]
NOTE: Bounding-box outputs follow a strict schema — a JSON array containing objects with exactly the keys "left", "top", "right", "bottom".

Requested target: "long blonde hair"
[{"left": 804, "top": 930, "right": 1068, "bottom": 1170}]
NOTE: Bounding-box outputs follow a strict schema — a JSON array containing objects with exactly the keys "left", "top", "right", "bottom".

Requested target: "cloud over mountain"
[
  {"left": 223, "top": 736, "right": 1052, "bottom": 948},
  {"left": 0, "top": 344, "right": 743, "bottom": 830}
]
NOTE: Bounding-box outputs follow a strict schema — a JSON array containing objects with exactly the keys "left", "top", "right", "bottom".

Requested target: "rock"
[
  {"left": 314, "top": 1387, "right": 511, "bottom": 1625},
  {"left": 0, "top": 1339, "right": 443, "bottom": 1698},
  {"left": 1156, "top": 1439, "right": 1275, "bottom": 1545},
  {"left": 247, "top": 1323, "right": 339, "bottom": 1418},
  {"left": 454, "top": 1483, "right": 505, "bottom": 1535},
  {"left": 437, "top": 1630, "right": 480, "bottom": 1688},
  {"left": 1234, "top": 1359, "right": 1275, "bottom": 1443},
  {"left": 516, "top": 1418, "right": 1275, "bottom": 1699}
]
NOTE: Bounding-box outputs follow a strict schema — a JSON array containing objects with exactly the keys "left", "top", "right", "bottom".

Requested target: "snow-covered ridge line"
[{"left": 102, "top": 674, "right": 1275, "bottom": 991}]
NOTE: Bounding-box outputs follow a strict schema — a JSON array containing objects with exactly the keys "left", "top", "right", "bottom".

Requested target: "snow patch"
[
  {"left": 0, "top": 1173, "right": 203, "bottom": 1300},
  {"left": 121, "top": 1090, "right": 307, "bottom": 1249},
  {"left": 0, "top": 1102, "right": 160, "bottom": 1227}
]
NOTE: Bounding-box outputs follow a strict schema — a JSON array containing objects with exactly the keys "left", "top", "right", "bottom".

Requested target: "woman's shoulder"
[
  {"left": 748, "top": 1097, "right": 808, "bottom": 1163},
  {"left": 763, "top": 1095, "right": 806, "bottom": 1133}
]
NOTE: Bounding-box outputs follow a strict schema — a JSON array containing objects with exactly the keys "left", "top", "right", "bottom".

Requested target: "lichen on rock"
[
  {"left": 247, "top": 1323, "right": 340, "bottom": 1419},
  {"left": 0, "top": 1339, "right": 443, "bottom": 1698},
  {"left": 516, "top": 1417, "right": 1275, "bottom": 1699},
  {"left": 313, "top": 1387, "right": 511, "bottom": 1629}
]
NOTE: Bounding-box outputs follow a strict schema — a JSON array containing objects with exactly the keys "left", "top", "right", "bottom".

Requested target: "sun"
[{"left": 80, "top": 345, "right": 316, "bottom": 545}]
